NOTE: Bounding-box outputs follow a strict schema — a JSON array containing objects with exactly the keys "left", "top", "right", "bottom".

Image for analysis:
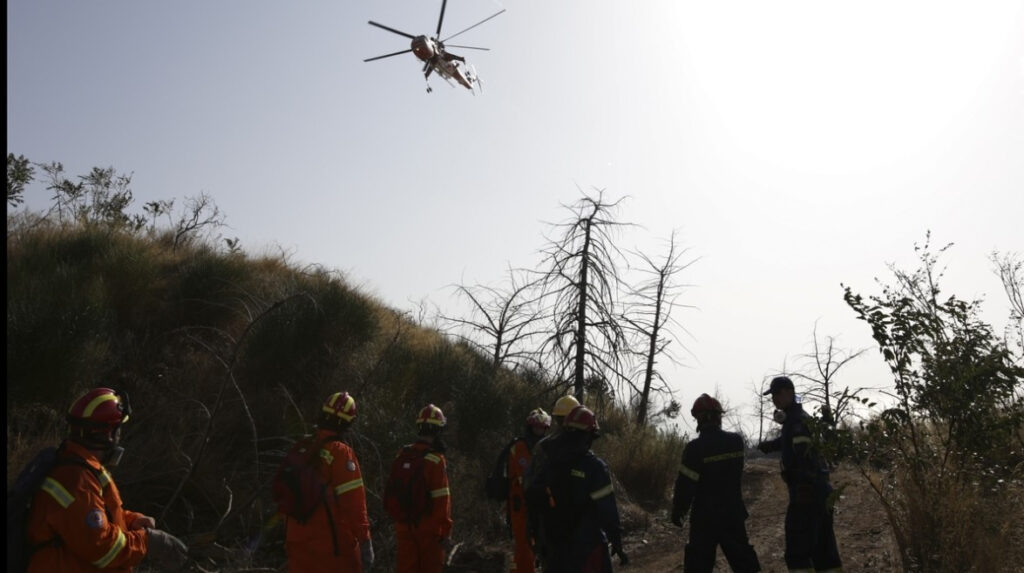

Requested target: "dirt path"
[
  {"left": 617, "top": 458, "right": 900, "bottom": 572},
  {"left": 449, "top": 458, "right": 900, "bottom": 572}
]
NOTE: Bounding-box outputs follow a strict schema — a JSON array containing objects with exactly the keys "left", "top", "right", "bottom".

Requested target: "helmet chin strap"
[
  {"left": 71, "top": 424, "right": 124, "bottom": 463},
  {"left": 103, "top": 445, "right": 125, "bottom": 467}
]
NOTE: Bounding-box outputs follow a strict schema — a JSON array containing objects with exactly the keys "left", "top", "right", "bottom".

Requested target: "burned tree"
[
  {"left": 750, "top": 377, "right": 771, "bottom": 445},
  {"left": 793, "top": 322, "right": 870, "bottom": 429},
  {"left": 442, "top": 267, "right": 545, "bottom": 370},
  {"left": 536, "top": 188, "right": 632, "bottom": 401},
  {"left": 623, "top": 230, "right": 696, "bottom": 425}
]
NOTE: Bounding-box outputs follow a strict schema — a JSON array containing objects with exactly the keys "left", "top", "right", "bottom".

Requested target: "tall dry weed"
[
  {"left": 599, "top": 423, "right": 686, "bottom": 509},
  {"left": 860, "top": 426, "right": 1024, "bottom": 572}
]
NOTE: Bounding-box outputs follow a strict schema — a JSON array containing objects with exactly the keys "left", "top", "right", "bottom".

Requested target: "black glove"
[
  {"left": 612, "top": 544, "right": 629, "bottom": 566},
  {"left": 670, "top": 508, "right": 685, "bottom": 527},
  {"left": 146, "top": 529, "right": 189, "bottom": 571},
  {"left": 360, "top": 538, "right": 374, "bottom": 570}
]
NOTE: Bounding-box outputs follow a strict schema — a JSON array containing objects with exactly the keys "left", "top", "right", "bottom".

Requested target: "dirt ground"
[
  {"left": 452, "top": 457, "right": 900, "bottom": 572},
  {"left": 616, "top": 458, "right": 900, "bottom": 572}
]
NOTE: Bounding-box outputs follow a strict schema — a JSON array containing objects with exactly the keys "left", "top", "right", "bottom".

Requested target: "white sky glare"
[{"left": 8, "top": 1, "right": 1023, "bottom": 432}]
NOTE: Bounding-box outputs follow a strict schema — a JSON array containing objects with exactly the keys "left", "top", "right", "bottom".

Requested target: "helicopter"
[{"left": 364, "top": 0, "right": 505, "bottom": 93}]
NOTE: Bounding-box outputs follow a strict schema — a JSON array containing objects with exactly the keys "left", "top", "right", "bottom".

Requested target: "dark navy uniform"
[
  {"left": 673, "top": 427, "right": 760, "bottom": 572},
  {"left": 531, "top": 440, "right": 623, "bottom": 573},
  {"left": 760, "top": 402, "right": 842, "bottom": 572}
]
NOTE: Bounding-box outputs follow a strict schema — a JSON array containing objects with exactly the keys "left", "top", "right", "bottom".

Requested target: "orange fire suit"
[
  {"left": 26, "top": 441, "right": 149, "bottom": 573},
  {"left": 392, "top": 441, "right": 452, "bottom": 573},
  {"left": 507, "top": 438, "right": 535, "bottom": 573},
  {"left": 285, "top": 429, "right": 371, "bottom": 573}
]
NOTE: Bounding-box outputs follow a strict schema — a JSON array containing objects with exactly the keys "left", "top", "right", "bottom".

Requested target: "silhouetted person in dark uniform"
[
  {"left": 528, "top": 405, "right": 627, "bottom": 572},
  {"left": 672, "top": 394, "right": 760, "bottom": 572},
  {"left": 758, "top": 376, "right": 842, "bottom": 572}
]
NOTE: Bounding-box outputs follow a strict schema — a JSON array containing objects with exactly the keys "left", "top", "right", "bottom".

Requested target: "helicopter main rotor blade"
[
  {"left": 368, "top": 21, "right": 417, "bottom": 40},
  {"left": 364, "top": 48, "right": 414, "bottom": 62},
  {"left": 443, "top": 44, "right": 490, "bottom": 51},
  {"left": 436, "top": 0, "right": 448, "bottom": 37},
  {"left": 441, "top": 9, "right": 506, "bottom": 43}
]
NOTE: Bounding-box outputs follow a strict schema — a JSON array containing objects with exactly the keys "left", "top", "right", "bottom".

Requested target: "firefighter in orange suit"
[
  {"left": 26, "top": 387, "right": 189, "bottom": 573},
  {"left": 507, "top": 409, "right": 551, "bottom": 573},
  {"left": 391, "top": 404, "right": 453, "bottom": 573},
  {"left": 285, "top": 391, "right": 373, "bottom": 572}
]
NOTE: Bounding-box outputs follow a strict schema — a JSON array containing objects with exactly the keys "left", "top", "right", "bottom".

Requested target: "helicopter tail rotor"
[{"left": 467, "top": 64, "right": 480, "bottom": 95}]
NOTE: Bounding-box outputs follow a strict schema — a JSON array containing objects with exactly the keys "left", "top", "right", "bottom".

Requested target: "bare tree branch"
[
  {"left": 533, "top": 188, "right": 635, "bottom": 400},
  {"left": 621, "top": 230, "right": 698, "bottom": 425},
  {"left": 792, "top": 320, "right": 872, "bottom": 428},
  {"left": 440, "top": 265, "right": 546, "bottom": 370}
]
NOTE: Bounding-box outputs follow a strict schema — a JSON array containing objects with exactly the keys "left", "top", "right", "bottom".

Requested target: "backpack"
[
  {"left": 524, "top": 441, "right": 580, "bottom": 549},
  {"left": 384, "top": 446, "right": 432, "bottom": 523},
  {"left": 271, "top": 436, "right": 337, "bottom": 523},
  {"left": 484, "top": 438, "right": 521, "bottom": 501},
  {"left": 7, "top": 447, "right": 96, "bottom": 573}
]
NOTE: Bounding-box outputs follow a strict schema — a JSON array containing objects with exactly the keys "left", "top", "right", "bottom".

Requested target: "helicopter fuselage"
[{"left": 411, "top": 36, "right": 473, "bottom": 90}]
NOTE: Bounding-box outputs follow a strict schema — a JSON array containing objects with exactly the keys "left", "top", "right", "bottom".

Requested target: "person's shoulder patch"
[
  {"left": 518, "top": 457, "right": 528, "bottom": 467},
  {"left": 85, "top": 508, "right": 105, "bottom": 529}
]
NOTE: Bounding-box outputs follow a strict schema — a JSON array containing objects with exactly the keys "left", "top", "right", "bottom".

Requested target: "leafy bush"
[{"left": 845, "top": 236, "right": 1024, "bottom": 572}]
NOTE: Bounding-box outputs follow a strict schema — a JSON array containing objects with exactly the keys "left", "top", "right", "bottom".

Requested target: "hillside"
[{"left": 5, "top": 221, "right": 684, "bottom": 571}]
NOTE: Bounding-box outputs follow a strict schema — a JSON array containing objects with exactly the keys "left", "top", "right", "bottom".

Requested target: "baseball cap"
[{"left": 763, "top": 376, "right": 795, "bottom": 395}]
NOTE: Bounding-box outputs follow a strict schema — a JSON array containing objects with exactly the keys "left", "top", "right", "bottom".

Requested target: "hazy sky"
[{"left": 8, "top": 1, "right": 1023, "bottom": 433}]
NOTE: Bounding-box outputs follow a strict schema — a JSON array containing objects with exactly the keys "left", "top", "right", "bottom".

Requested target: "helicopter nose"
[{"left": 411, "top": 36, "right": 435, "bottom": 60}]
